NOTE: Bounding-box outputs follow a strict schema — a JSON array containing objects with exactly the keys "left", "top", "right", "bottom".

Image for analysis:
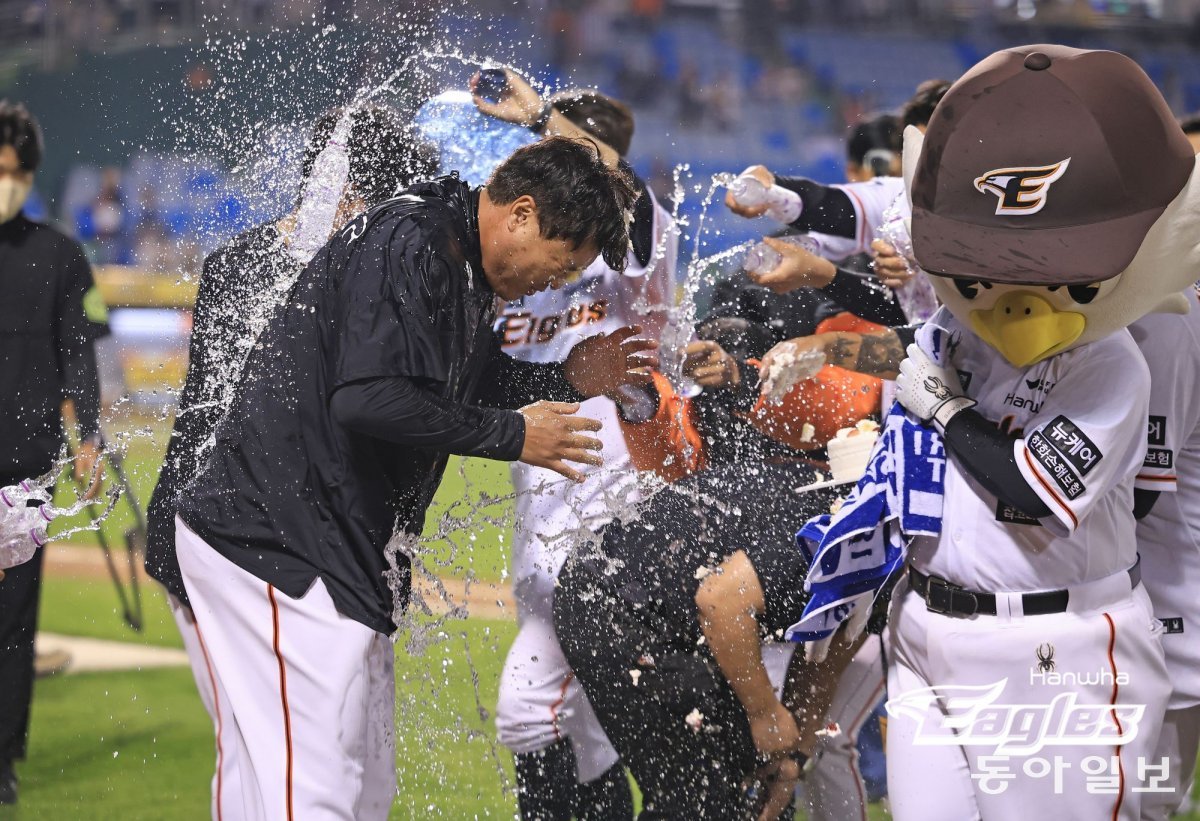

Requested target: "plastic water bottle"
[
  {"left": 0, "top": 486, "right": 54, "bottom": 569},
  {"left": 743, "top": 234, "right": 822, "bottom": 275},
  {"left": 727, "top": 172, "right": 804, "bottom": 223},
  {"left": 289, "top": 109, "right": 354, "bottom": 264}
]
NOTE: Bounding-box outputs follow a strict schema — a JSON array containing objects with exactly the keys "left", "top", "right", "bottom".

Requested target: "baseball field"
[{"left": 2, "top": 416, "right": 1195, "bottom": 819}]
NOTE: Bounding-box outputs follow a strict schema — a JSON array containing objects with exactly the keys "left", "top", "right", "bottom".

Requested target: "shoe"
[
  {"left": 34, "top": 648, "right": 72, "bottom": 678},
  {"left": 0, "top": 762, "right": 16, "bottom": 805}
]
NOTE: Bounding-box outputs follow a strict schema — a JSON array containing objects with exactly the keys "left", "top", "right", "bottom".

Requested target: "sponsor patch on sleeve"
[
  {"left": 1027, "top": 431, "right": 1086, "bottom": 500},
  {"left": 1160, "top": 617, "right": 1184, "bottom": 635},
  {"left": 1147, "top": 415, "right": 1167, "bottom": 447},
  {"left": 995, "top": 501, "right": 1043, "bottom": 526},
  {"left": 1041, "top": 415, "right": 1102, "bottom": 476},
  {"left": 1143, "top": 448, "right": 1174, "bottom": 470}
]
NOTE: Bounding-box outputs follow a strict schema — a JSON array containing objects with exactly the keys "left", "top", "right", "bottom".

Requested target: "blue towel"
[{"left": 785, "top": 325, "right": 952, "bottom": 643}]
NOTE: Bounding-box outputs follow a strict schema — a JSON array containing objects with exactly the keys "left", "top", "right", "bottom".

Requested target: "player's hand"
[
  {"left": 896, "top": 343, "right": 975, "bottom": 431},
  {"left": 724, "top": 165, "right": 776, "bottom": 218},
  {"left": 870, "top": 238, "right": 914, "bottom": 289},
  {"left": 748, "top": 236, "right": 836, "bottom": 294},
  {"left": 752, "top": 757, "right": 802, "bottom": 821},
  {"left": 564, "top": 326, "right": 657, "bottom": 400},
  {"left": 73, "top": 439, "right": 104, "bottom": 501},
  {"left": 748, "top": 699, "right": 802, "bottom": 765},
  {"left": 682, "top": 340, "right": 739, "bottom": 390},
  {"left": 758, "top": 335, "right": 834, "bottom": 394},
  {"left": 470, "top": 68, "right": 543, "bottom": 128},
  {"left": 518, "top": 401, "right": 603, "bottom": 483}
]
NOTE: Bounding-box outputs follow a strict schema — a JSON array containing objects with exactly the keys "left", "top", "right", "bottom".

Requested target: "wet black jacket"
[
  {"left": 0, "top": 214, "right": 106, "bottom": 476},
  {"left": 145, "top": 221, "right": 300, "bottom": 603},
  {"left": 177, "top": 176, "right": 579, "bottom": 633}
]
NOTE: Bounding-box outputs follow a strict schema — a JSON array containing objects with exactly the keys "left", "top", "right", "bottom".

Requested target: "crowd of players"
[{"left": 2, "top": 40, "right": 1200, "bottom": 821}]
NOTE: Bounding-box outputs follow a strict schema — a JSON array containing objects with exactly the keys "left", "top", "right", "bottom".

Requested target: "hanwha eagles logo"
[{"left": 974, "top": 159, "right": 1071, "bottom": 216}]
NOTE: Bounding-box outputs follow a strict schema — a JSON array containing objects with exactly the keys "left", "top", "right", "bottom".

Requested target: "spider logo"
[{"left": 1036, "top": 643, "right": 1056, "bottom": 673}]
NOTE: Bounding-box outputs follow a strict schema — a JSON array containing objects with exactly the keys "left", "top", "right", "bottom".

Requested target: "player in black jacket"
[
  {"left": 146, "top": 105, "right": 436, "bottom": 608},
  {"left": 173, "top": 137, "right": 648, "bottom": 819}
]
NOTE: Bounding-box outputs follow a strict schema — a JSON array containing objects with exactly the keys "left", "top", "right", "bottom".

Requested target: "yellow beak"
[{"left": 970, "top": 292, "right": 1085, "bottom": 368}]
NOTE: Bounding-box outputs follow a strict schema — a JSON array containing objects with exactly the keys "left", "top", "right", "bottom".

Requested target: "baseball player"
[
  {"left": 882, "top": 45, "right": 1200, "bottom": 820},
  {"left": 489, "top": 88, "right": 675, "bottom": 818},
  {"left": 1129, "top": 292, "right": 1200, "bottom": 819}
]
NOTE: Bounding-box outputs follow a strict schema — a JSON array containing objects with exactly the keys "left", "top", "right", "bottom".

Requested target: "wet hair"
[
  {"left": 301, "top": 105, "right": 438, "bottom": 207},
  {"left": 901, "top": 79, "right": 952, "bottom": 130},
  {"left": 848, "top": 112, "right": 900, "bottom": 170},
  {"left": 486, "top": 136, "right": 638, "bottom": 271},
  {"left": 1181, "top": 112, "right": 1200, "bottom": 135},
  {"left": 548, "top": 89, "right": 635, "bottom": 157},
  {"left": 0, "top": 101, "right": 43, "bottom": 172}
]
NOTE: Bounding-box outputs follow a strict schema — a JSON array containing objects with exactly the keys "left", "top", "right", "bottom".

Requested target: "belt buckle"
[{"left": 924, "top": 575, "right": 977, "bottom": 617}]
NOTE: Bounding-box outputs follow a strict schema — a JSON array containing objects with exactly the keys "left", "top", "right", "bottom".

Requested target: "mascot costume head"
[{"left": 903, "top": 45, "right": 1200, "bottom": 366}]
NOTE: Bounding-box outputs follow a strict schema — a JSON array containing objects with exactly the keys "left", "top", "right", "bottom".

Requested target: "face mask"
[{"left": 0, "top": 178, "right": 32, "bottom": 224}]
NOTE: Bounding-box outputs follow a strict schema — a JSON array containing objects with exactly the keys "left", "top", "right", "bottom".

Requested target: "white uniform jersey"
[
  {"left": 810, "top": 175, "right": 906, "bottom": 260},
  {"left": 498, "top": 193, "right": 674, "bottom": 590},
  {"left": 1130, "top": 290, "right": 1200, "bottom": 710},
  {"left": 908, "top": 308, "right": 1149, "bottom": 592}
]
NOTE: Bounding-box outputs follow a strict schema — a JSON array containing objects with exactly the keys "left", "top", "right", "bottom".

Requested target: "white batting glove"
[{"left": 896, "top": 343, "right": 976, "bottom": 433}]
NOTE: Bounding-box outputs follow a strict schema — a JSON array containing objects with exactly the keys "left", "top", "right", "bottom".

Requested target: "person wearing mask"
[
  {"left": 0, "top": 100, "right": 108, "bottom": 805},
  {"left": 144, "top": 104, "right": 437, "bottom": 819}
]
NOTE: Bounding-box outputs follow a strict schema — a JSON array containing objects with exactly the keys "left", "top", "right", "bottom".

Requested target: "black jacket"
[
  {"left": 145, "top": 221, "right": 300, "bottom": 603},
  {"left": 177, "top": 176, "right": 578, "bottom": 632},
  {"left": 0, "top": 214, "right": 106, "bottom": 476}
]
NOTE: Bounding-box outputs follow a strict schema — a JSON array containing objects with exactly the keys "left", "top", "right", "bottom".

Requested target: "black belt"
[{"left": 908, "top": 558, "right": 1141, "bottom": 618}]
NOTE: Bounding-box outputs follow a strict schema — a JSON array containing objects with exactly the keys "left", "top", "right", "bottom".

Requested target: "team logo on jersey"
[
  {"left": 1025, "top": 377, "right": 1055, "bottom": 393},
  {"left": 1035, "top": 643, "right": 1056, "bottom": 673},
  {"left": 974, "top": 159, "right": 1071, "bottom": 216}
]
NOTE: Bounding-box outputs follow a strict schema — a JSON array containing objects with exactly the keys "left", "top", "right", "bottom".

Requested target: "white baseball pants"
[
  {"left": 1140, "top": 704, "right": 1200, "bottom": 820},
  {"left": 175, "top": 517, "right": 397, "bottom": 821},
  {"left": 886, "top": 574, "right": 1169, "bottom": 821}
]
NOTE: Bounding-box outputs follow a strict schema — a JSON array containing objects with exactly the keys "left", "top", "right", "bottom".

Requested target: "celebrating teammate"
[
  {"left": 171, "top": 137, "right": 648, "bottom": 819},
  {"left": 483, "top": 87, "right": 675, "bottom": 820},
  {"left": 144, "top": 105, "right": 436, "bottom": 819}
]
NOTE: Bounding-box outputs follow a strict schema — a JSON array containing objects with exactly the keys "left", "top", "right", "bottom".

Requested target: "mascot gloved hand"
[{"left": 895, "top": 342, "right": 976, "bottom": 432}]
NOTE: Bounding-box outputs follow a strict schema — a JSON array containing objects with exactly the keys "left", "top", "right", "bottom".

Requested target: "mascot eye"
[
  {"left": 953, "top": 278, "right": 981, "bottom": 299},
  {"left": 1067, "top": 283, "right": 1101, "bottom": 304}
]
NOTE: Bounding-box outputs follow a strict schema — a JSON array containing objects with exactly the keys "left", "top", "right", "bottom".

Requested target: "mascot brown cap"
[{"left": 910, "top": 44, "right": 1194, "bottom": 285}]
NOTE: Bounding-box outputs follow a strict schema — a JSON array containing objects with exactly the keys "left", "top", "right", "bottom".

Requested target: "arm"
[
  {"left": 478, "top": 348, "right": 585, "bottom": 411},
  {"left": 696, "top": 551, "right": 800, "bottom": 757},
  {"left": 942, "top": 411, "right": 1052, "bottom": 518},
  {"left": 58, "top": 241, "right": 108, "bottom": 490},
  {"left": 821, "top": 269, "right": 908, "bottom": 327},
  {"left": 471, "top": 70, "right": 620, "bottom": 168},
  {"left": 330, "top": 377, "right": 525, "bottom": 460},
  {"left": 760, "top": 328, "right": 910, "bottom": 385},
  {"left": 773, "top": 176, "right": 857, "bottom": 238}
]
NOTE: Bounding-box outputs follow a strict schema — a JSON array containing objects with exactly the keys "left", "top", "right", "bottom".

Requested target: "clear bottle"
[
  {"left": 289, "top": 109, "right": 354, "bottom": 264},
  {"left": 727, "top": 172, "right": 804, "bottom": 223},
  {"left": 0, "top": 496, "right": 54, "bottom": 569},
  {"left": 743, "top": 234, "right": 822, "bottom": 275}
]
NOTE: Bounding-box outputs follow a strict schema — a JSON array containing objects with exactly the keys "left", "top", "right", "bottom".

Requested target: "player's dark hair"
[
  {"left": 848, "top": 113, "right": 900, "bottom": 169},
  {"left": 487, "top": 136, "right": 638, "bottom": 271},
  {"left": 901, "top": 79, "right": 952, "bottom": 130},
  {"left": 0, "top": 101, "right": 43, "bottom": 172},
  {"left": 548, "top": 89, "right": 635, "bottom": 157},
  {"left": 1180, "top": 112, "right": 1200, "bottom": 135},
  {"left": 301, "top": 105, "right": 438, "bottom": 207}
]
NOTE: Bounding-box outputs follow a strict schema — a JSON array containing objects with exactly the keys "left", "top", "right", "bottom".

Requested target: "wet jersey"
[
  {"left": 499, "top": 189, "right": 674, "bottom": 586},
  {"left": 908, "top": 308, "right": 1149, "bottom": 592}
]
